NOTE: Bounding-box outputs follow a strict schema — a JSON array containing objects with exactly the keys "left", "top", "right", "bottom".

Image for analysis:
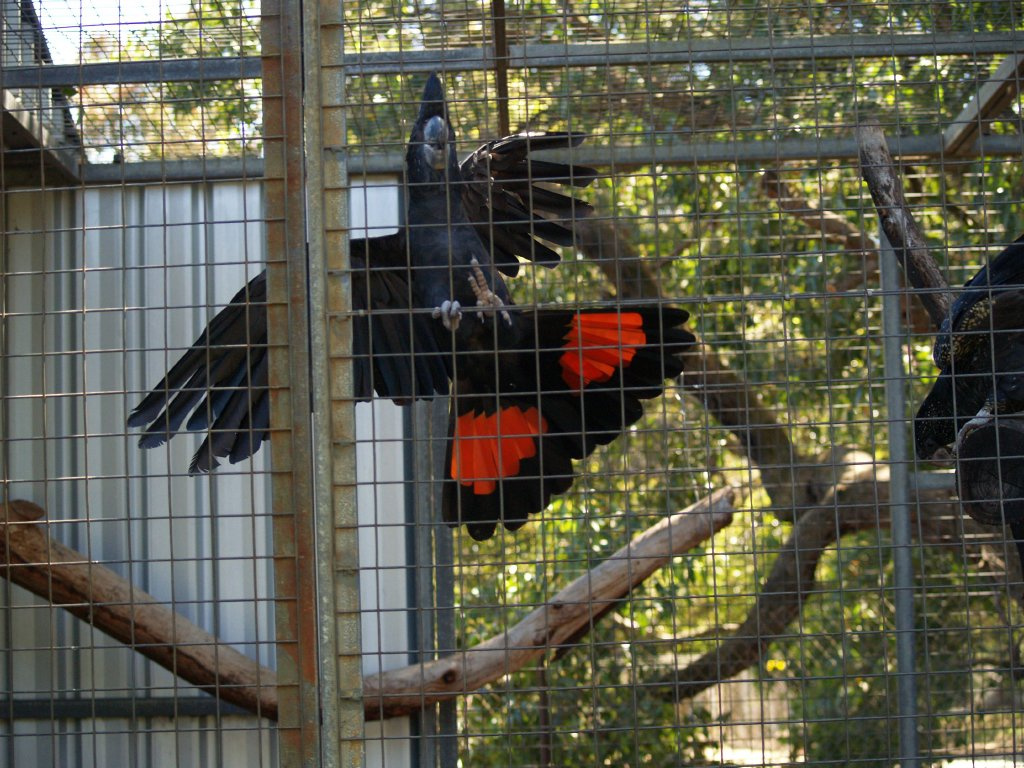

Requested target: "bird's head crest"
[
  {"left": 418, "top": 72, "right": 447, "bottom": 122},
  {"left": 409, "top": 72, "right": 458, "bottom": 181}
]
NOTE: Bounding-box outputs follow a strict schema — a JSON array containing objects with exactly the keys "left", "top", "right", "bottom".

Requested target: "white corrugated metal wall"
[
  {"left": 1, "top": 177, "right": 415, "bottom": 766},
  {"left": 352, "top": 178, "right": 413, "bottom": 768},
  {"left": 2, "top": 181, "right": 275, "bottom": 767}
]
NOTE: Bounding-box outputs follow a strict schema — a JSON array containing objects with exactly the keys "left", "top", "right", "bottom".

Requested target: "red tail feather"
[
  {"left": 451, "top": 406, "right": 547, "bottom": 495},
  {"left": 560, "top": 312, "right": 646, "bottom": 390}
]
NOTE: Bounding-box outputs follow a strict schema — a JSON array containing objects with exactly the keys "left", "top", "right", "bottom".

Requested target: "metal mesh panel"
[{"left": 1, "top": 1, "right": 282, "bottom": 765}]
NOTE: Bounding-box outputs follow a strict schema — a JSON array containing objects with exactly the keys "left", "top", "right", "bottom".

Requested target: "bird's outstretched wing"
[
  {"left": 128, "top": 73, "right": 695, "bottom": 544},
  {"left": 442, "top": 306, "right": 694, "bottom": 540},
  {"left": 127, "top": 271, "right": 269, "bottom": 473},
  {"left": 459, "top": 131, "right": 596, "bottom": 274},
  {"left": 128, "top": 113, "right": 594, "bottom": 471}
]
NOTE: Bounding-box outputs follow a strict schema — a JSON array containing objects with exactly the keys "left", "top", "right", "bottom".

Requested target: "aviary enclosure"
[{"left": 2, "top": 1, "right": 1023, "bottom": 766}]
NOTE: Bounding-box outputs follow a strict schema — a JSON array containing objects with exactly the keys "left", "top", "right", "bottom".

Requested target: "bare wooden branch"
[
  {"left": 761, "top": 170, "right": 878, "bottom": 254},
  {"left": 857, "top": 123, "right": 952, "bottom": 325},
  {"left": 362, "top": 488, "right": 735, "bottom": 721},
  {"left": 3, "top": 491, "right": 733, "bottom": 724},
  {"left": 576, "top": 217, "right": 663, "bottom": 300},
  {"left": 0, "top": 500, "right": 277, "bottom": 720}
]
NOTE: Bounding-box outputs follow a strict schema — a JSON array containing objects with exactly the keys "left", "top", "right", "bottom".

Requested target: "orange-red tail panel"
[
  {"left": 560, "top": 312, "right": 646, "bottom": 390},
  {"left": 451, "top": 406, "right": 548, "bottom": 495}
]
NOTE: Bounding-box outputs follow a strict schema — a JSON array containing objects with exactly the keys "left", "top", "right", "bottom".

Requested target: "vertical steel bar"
[
  {"left": 431, "top": 397, "right": 458, "bottom": 768},
  {"left": 491, "top": 0, "right": 511, "bottom": 137},
  {"left": 880, "top": 231, "right": 920, "bottom": 768},
  {"left": 308, "top": 0, "right": 357, "bottom": 765},
  {"left": 263, "top": 0, "right": 316, "bottom": 763},
  {"left": 411, "top": 400, "right": 438, "bottom": 768},
  {"left": 264, "top": 0, "right": 354, "bottom": 763}
]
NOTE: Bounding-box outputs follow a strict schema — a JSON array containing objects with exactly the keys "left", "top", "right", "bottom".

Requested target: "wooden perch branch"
[
  {"left": 857, "top": 123, "right": 951, "bottom": 325},
  {"left": 362, "top": 488, "right": 735, "bottom": 721},
  {"left": 2, "top": 491, "right": 732, "bottom": 724},
  {"left": 0, "top": 500, "right": 277, "bottom": 720}
]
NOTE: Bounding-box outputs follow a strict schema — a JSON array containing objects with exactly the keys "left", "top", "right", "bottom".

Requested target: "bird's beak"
[{"left": 423, "top": 115, "right": 448, "bottom": 171}]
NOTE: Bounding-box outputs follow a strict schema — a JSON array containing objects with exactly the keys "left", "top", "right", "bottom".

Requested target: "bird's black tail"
[
  {"left": 442, "top": 306, "right": 695, "bottom": 540},
  {"left": 127, "top": 271, "right": 269, "bottom": 473}
]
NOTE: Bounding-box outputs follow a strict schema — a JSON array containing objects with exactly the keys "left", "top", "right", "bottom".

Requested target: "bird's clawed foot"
[
  {"left": 468, "top": 258, "right": 512, "bottom": 326},
  {"left": 432, "top": 300, "right": 463, "bottom": 332},
  {"left": 954, "top": 405, "right": 994, "bottom": 457}
]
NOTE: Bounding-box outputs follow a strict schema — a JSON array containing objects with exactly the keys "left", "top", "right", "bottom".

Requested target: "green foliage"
[
  {"left": 79, "top": 0, "right": 260, "bottom": 161},
  {"left": 767, "top": 542, "right": 1024, "bottom": 766},
  {"left": 443, "top": 61, "right": 1024, "bottom": 768}
]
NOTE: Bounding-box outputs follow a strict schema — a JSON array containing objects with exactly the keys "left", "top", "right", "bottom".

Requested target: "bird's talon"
[
  {"left": 432, "top": 300, "right": 462, "bottom": 332},
  {"left": 466, "top": 258, "right": 511, "bottom": 326}
]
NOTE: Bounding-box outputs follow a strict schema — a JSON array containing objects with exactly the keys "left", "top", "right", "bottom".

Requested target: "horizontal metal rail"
[
  {"left": 342, "top": 133, "right": 1024, "bottom": 173},
  {"left": 2, "top": 55, "right": 261, "bottom": 88},
  {"left": 344, "top": 32, "right": 1024, "bottom": 75},
  {"left": 0, "top": 696, "right": 253, "bottom": 720},
  {"left": 4, "top": 31, "right": 1021, "bottom": 88},
  {"left": 73, "top": 133, "right": 1024, "bottom": 184}
]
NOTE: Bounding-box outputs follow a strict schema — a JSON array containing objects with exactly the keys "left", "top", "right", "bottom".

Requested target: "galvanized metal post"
[
  {"left": 265, "top": 0, "right": 361, "bottom": 762},
  {"left": 318, "top": 6, "right": 365, "bottom": 766},
  {"left": 430, "top": 397, "right": 459, "bottom": 768},
  {"left": 880, "top": 231, "right": 920, "bottom": 768},
  {"left": 409, "top": 397, "right": 459, "bottom": 767},
  {"left": 263, "top": 0, "right": 335, "bottom": 764}
]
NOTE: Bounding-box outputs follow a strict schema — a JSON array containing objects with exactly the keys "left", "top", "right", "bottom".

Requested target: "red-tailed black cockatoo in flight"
[{"left": 129, "top": 73, "right": 695, "bottom": 540}]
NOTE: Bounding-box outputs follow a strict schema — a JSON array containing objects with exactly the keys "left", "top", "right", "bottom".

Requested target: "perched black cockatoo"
[
  {"left": 129, "top": 73, "right": 695, "bottom": 540},
  {"left": 914, "top": 235, "right": 1024, "bottom": 460},
  {"left": 914, "top": 235, "right": 1024, "bottom": 563}
]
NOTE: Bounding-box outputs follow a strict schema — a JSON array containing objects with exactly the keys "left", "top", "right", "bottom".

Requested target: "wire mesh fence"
[{"left": 1, "top": 1, "right": 1023, "bottom": 766}]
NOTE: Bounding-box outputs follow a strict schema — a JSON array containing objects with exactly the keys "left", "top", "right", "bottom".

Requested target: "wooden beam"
[
  {"left": 361, "top": 488, "right": 735, "bottom": 720},
  {"left": 944, "top": 53, "right": 1024, "bottom": 155},
  {"left": 857, "top": 123, "right": 951, "bottom": 326}
]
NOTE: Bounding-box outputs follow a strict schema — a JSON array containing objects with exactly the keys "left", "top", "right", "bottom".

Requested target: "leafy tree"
[{"left": 78, "top": 0, "right": 259, "bottom": 161}]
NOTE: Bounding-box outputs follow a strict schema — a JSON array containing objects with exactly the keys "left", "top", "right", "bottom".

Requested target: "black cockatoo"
[
  {"left": 915, "top": 235, "right": 1024, "bottom": 460},
  {"left": 129, "top": 73, "right": 694, "bottom": 540},
  {"left": 914, "top": 235, "right": 1024, "bottom": 563}
]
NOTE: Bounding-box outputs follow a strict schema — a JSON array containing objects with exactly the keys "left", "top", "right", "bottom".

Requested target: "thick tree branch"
[
  {"left": 650, "top": 453, "right": 1002, "bottom": 702},
  {"left": 362, "top": 488, "right": 735, "bottom": 720},
  {"left": 761, "top": 170, "right": 877, "bottom": 255},
  {"left": 0, "top": 501, "right": 277, "bottom": 719},
  {"left": 761, "top": 166, "right": 933, "bottom": 332},
  {"left": 857, "top": 123, "right": 952, "bottom": 325},
  {"left": 576, "top": 216, "right": 823, "bottom": 516},
  {"left": 2, "top": 491, "right": 734, "bottom": 724}
]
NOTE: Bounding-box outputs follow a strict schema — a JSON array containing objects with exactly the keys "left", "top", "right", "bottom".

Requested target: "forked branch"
[{"left": 362, "top": 488, "right": 735, "bottom": 720}]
